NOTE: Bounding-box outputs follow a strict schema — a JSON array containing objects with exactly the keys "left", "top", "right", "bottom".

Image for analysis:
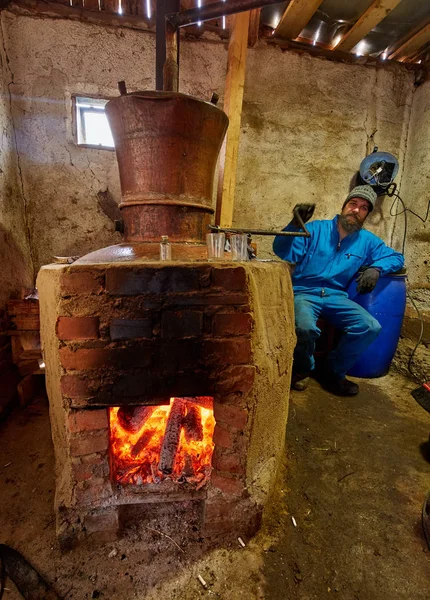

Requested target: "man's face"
[{"left": 339, "top": 197, "right": 371, "bottom": 232}]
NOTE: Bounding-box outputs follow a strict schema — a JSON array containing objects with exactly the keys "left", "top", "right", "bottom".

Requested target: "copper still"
[{"left": 77, "top": 91, "right": 228, "bottom": 264}]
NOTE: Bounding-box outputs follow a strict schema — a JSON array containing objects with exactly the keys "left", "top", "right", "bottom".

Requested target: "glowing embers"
[{"left": 109, "top": 397, "right": 215, "bottom": 488}]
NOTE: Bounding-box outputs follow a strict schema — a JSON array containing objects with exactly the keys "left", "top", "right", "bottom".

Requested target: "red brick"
[
  {"left": 60, "top": 346, "right": 151, "bottom": 370},
  {"left": 211, "top": 267, "right": 247, "bottom": 291},
  {"left": 164, "top": 294, "right": 249, "bottom": 306},
  {"left": 60, "top": 347, "right": 110, "bottom": 370},
  {"left": 68, "top": 409, "right": 108, "bottom": 433},
  {"left": 72, "top": 458, "right": 109, "bottom": 481},
  {"left": 203, "top": 339, "right": 252, "bottom": 365},
  {"left": 156, "top": 340, "right": 202, "bottom": 372},
  {"left": 214, "top": 366, "right": 255, "bottom": 396},
  {"left": 72, "top": 463, "right": 93, "bottom": 482},
  {"left": 84, "top": 508, "right": 119, "bottom": 533},
  {"left": 106, "top": 267, "right": 201, "bottom": 295},
  {"left": 56, "top": 317, "right": 99, "bottom": 340},
  {"left": 70, "top": 430, "right": 109, "bottom": 456},
  {"left": 212, "top": 424, "right": 233, "bottom": 449},
  {"left": 60, "top": 271, "right": 104, "bottom": 295},
  {"left": 110, "top": 318, "right": 152, "bottom": 340},
  {"left": 75, "top": 481, "right": 112, "bottom": 505},
  {"left": 210, "top": 473, "right": 244, "bottom": 496},
  {"left": 213, "top": 403, "right": 247, "bottom": 430},
  {"left": 161, "top": 310, "right": 203, "bottom": 338},
  {"left": 212, "top": 448, "right": 244, "bottom": 474},
  {"left": 212, "top": 313, "right": 252, "bottom": 336},
  {"left": 61, "top": 375, "right": 91, "bottom": 398}
]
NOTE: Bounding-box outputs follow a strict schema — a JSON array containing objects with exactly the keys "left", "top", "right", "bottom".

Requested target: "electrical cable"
[
  {"left": 406, "top": 290, "right": 425, "bottom": 382},
  {"left": 389, "top": 191, "right": 430, "bottom": 254},
  {"left": 387, "top": 191, "right": 428, "bottom": 381}
]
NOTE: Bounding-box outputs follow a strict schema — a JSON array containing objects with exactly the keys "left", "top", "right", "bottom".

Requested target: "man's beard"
[{"left": 338, "top": 213, "right": 364, "bottom": 233}]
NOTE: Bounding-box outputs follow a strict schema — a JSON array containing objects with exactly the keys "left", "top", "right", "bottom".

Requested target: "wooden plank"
[
  {"left": 275, "top": 0, "right": 324, "bottom": 41},
  {"left": 389, "top": 20, "right": 430, "bottom": 61},
  {"left": 335, "top": 0, "right": 402, "bottom": 53},
  {"left": 248, "top": 8, "right": 260, "bottom": 48},
  {"left": 216, "top": 11, "right": 250, "bottom": 228}
]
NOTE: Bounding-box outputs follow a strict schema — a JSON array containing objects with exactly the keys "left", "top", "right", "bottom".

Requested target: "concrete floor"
[{"left": 0, "top": 372, "right": 428, "bottom": 599}]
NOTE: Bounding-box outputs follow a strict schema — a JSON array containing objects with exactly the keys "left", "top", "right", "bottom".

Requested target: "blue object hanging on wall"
[
  {"left": 346, "top": 272, "right": 407, "bottom": 378},
  {"left": 359, "top": 151, "right": 399, "bottom": 189}
]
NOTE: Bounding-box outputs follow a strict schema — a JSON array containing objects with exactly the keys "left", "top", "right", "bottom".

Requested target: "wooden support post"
[{"left": 216, "top": 11, "right": 250, "bottom": 227}]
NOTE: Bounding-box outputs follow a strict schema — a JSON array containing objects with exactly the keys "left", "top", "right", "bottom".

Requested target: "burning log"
[
  {"left": 117, "top": 405, "right": 155, "bottom": 433},
  {"left": 182, "top": 396, "right": 213, "bottom": 410},
  {"left": 182, "top": 403, "right": 203, "bottom": 442},
  {"left": 151, "top": 461, "right": 161, "bottom": 483},
  {"left": 159, "top": 398, "right": 186, "bottom": 474},
  {"left": 182, "top": 454, "right": 194, "bottom": 478},
  {"left": 130, "top": 429, "right": 156, "bottom": 458}
]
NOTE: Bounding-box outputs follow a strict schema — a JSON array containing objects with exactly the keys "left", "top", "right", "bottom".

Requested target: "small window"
[{"left": 75, "top": 96, "right": 114, "bottom": 149}]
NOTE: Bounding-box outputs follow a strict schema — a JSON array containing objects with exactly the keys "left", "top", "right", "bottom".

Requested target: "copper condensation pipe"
[{"left": 163, "top": 0, "right": 281, "bottom": 91}]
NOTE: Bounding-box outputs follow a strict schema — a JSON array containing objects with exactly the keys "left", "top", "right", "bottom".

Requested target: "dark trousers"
[{"left": 294, "top": 291, "right": 382, "bottom": 378}]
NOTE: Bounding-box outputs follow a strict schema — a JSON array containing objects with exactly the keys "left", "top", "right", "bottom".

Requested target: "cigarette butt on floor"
[
  {"left": 197, "top": 574, "right": 208, "bottom": 589},
  {"left": 291, "top": 516, "right": 297, "bottom": 527},
  {"left": 238, "top": 537, "right": 246, "bottom": 547}
]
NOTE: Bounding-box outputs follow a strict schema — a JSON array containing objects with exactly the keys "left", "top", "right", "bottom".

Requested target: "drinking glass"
[
  {"left": 206, "top": 233, "right": 225, "bottom": 260},
  {"left": 230, "top": 233, "right": 248, "bottom": 261}
]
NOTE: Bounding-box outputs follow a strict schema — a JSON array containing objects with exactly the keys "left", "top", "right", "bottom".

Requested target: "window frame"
[{"left": 72, "top": 95, "right": 115, "bottom": 151}]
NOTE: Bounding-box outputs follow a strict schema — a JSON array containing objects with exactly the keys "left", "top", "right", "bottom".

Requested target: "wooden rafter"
[
  {"left": 275, "top": 0, "right": 324, "bottom": 41},
  {"left": 334, "top": 0, "right": 402, "bottom": 53},
  {"left": 388, "top": 19, "right": 430, "bottom": 61}
]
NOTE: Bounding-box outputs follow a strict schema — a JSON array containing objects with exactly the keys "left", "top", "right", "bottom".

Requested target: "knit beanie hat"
[{"left": 343, "top": 185, "right": 377, "bottom": 212}]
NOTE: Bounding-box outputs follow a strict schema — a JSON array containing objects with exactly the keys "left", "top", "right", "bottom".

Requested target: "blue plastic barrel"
[{"left": 346, "top": 272, "right": 407, "bottom": 378}]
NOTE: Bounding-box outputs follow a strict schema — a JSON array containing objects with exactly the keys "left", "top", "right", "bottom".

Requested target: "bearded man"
[{"left": 273, "top": 185, "right": 404, "bottom": 396}]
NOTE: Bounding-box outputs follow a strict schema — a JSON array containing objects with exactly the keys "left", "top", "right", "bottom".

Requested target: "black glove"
[
  {"left": 292, "top": 203, "right": 315, "bottom": 227},
  {"left": 356, "top": 268, "right": 380, "bottom": 294}
]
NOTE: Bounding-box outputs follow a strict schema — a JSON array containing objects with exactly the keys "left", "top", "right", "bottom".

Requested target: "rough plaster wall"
[
  {"left": 0, "top": 21, "right": 32, "bottom": 305},
  {"left": 1, "top": 11, "right": 416, "bottom": 276},
  {"left": 1, "top": 12, "right": 156, "bottom": 270},
  {"left": 395, "top": 80, "right": 430, "bottom": 290},
  {"left": 236, "top": 45, "right": 414, "bottom": 258},
  {"left": 1, "top": 14, "right": 228, "bottom": 273}
]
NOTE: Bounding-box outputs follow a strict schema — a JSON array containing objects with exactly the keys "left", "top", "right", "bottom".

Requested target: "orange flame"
[{"left": 109, "top": 398, "right": 215, "bottom": 487}]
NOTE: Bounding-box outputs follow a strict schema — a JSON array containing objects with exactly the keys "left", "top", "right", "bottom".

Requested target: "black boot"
[{"left": 318, "top": 372, "right": 359, "bottom": 396}]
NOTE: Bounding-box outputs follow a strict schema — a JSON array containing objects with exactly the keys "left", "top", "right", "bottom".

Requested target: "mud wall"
[
  {"left": 396, "top": 79, "right": 430, "bottom": 289},
  {"left": 1, "top": 9, "right": 416, "bottom": 275},
  {"left": 391, "top": 79, "right": 430, "bottom": 381},
  {"left": 0, "top": 21, "right": 32, "bottom": 307}
]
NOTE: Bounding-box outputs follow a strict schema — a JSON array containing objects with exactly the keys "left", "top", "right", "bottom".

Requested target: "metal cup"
[
  {"left": 230, "top": 233, "right": 248, "bottom": 261},
  {"left": 206, "top": 233, "right": 225, "bottom": 260}
]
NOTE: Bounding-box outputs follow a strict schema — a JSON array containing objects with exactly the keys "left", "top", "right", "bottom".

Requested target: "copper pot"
[{"left": 105, "top": 91, "right": 228, "bottom": 244}]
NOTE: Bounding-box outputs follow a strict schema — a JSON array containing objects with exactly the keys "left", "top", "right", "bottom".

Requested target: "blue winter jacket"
[{"left": 273, "top": 215, "right": 404, "bottom": 295}]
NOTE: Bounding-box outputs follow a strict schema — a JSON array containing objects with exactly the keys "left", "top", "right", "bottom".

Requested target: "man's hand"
[
  {"left": 292, "top": 204, "right": 315, "bottom": 227},
  {"left": 356, "top": 268, "right": 380, "bottom": 294}
]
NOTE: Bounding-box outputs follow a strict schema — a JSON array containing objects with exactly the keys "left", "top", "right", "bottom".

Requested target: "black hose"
[{"left": 0, "top": 545, "right": 60, "bottom": 600}]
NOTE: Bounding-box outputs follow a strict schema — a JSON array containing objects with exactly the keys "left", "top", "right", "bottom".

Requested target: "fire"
[{"left": 109, "top": 397, "right": 215, "bottom": 487}]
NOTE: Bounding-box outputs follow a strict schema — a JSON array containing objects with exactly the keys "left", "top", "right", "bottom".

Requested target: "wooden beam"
[
  {"left": 248, "top": 8, "right": 260, "bottom": 47},
  {"left": 389, "top": 20, "right": 430, "bottom": 61},
  {"left": 334, "top": 0, "right": 402, "bottom": 53},
  {"left": 275, "top": 0, "right": 323, "bottom": 41},
  {"left": 216, "top": 11, "right": 250, "bottom": 228}
]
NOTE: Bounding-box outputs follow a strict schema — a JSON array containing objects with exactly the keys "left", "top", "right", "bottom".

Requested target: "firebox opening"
[{"left": 109, "top": 397, "right": 215, "bottom": 488}]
